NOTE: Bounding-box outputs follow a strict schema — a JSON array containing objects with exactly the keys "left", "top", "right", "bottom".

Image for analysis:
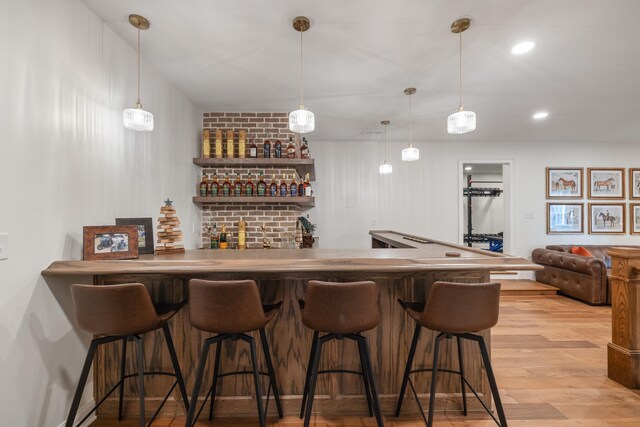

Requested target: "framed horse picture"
[
  {"left": 588, "top": 203, "right": 625, "bottom": 234},
  {"left": 631, "top": 204, "right": 640, "bottom": 235},
  {"left": 629, "top": 169, "right": 640, "bottom": 200},
  {"left": 587, "top": 168, "right": 624, "bottom": 199},
  {"left": 547, "top": 203, "right": 583, "bottom": 234},
  {"left": 546, "top": 167, "right": 583, "bottom": 199}
]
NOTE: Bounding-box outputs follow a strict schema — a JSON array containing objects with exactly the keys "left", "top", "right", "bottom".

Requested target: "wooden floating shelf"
[
  {"left": 193, "top": 196, "right": 315, "bottom": 208},
  {"left": 193, "top": 158, "right": 315, "bottom": 181}
]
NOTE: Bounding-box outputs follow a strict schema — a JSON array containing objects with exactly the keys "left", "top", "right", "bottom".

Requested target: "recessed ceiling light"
[
  {"left": 512, "top": 41, "right": 535, "bottom": 55},
  {"left": 465, "top": 166, "right": 473, "bottom": 171},
  {"left": 533, "top": 111, "right": 549, "bottom": 119}
]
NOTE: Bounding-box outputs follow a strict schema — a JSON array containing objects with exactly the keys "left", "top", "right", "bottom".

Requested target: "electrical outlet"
[
  {"left": 0, "top": 233, "right": 8, "bottom": 260},
  {"left": 371, "top": 219, "right": 377, "bottom": 226}
]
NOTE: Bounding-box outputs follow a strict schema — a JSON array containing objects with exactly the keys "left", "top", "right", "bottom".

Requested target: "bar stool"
[
  {"left": 66, "top": 283, "right": 189, "bottom": 427},
  {"left": 185, "top": 279, "right": 283, "bottom": 427},
  {"left": 298, "top": 280, "right": 384, "bottom": 427},
  {"left": 395, "top": 281, "right": 507, "bottom": 427}
]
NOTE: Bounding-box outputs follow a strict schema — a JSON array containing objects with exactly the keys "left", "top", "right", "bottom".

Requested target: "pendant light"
[
  {"left": 401, "top": 88, "right": 419, "bottom": 162},
  {"left": 447, "top": 18, "right": 476, "bottom": 134},
  {"left": 123, "top": 14, "right": 154, "bottom": 132},
  {"left": 289, "top": 16, "right": 315, "bottom": 134},
  {"left": 379, "top": 120, "right": 392, "bottom": 174}
]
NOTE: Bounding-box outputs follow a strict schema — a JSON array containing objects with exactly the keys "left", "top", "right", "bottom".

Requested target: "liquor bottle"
[
  {"left": 226, "top": 129, "right": 234, "bottom": 158},
  {"left": 304, "top": 173, "right": 312, "bottom": 196},
  {"left": 222, "top": 172, "right": 231, "bottom": 197},
  {"left": 202, "top": 129, "right": 211, "bottom": 158},
  {"left": 234, "top": 172, "right": 243, "bottom": 196},
  {"left": 219, "top": 224, "right": 228, "bottom": 249},
  {"left": 269, "top": 175, "right": 278, "bottom": 197},
  {"left": 290, "top": 175, "right": 298, "bottom": 197},
  {"left": 238, "top": 217, "right": 247, "bottom": 250},
  {"left": 257, "top": 170, "right": 267, "bottom": 197},
  {"left": 280, "top": 175, "right": 288, "bottom": 197},
  {"left": 263, "top": 140, "right": 271, "bottom": 158},
  {"left": 249, "top": 139, "right": 258, "bottom": 158},
  {"left": 215, "top": 130, "right": 223, "bottom": 158},
  {"left": 210, "top": 223, "right": 219, "bottom": 249},
  {"left": 300, "top": 137, "right": 310, "bottom": 159},
  {"left": 199, "top": 172, "right": 209, "bottom": 197},
  {"left": 298, "top": 175, "right": 304, "bottom": 197},
  {"left": 286, "top": 136, "right": 296, "bottom": 159},
  {"left": 245, "top": 173, "right": 255, "bottom": 197},
  {"left": 238, "top": 130, "right": 246, "bottom": 158},
  {"left": 210, "top": 172, "right": 220, "bottom": 196},
  {"left": 274, "top": 140, "right": 282, "bottom": 158}
]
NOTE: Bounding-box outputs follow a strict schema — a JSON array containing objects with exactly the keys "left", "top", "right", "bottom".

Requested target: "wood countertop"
[{"left": 42, "top": 232, "right": 540, "bottom": 276}]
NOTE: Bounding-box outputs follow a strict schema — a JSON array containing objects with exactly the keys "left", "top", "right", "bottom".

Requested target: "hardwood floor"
[{"left": 91, "top": 290, "right": 640, "bottom": 426}]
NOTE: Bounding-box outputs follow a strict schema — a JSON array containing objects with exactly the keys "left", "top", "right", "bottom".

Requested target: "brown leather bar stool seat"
[
  {"left": 299, "top": 280, "right": 384, "bottom": 427},
  {"left": 185, "top": 279, "right": 283, "bottom": 427},
  {"left": 66, "top": 283, "right": 189, "bottom": 427},
  {"left": 395, "top": 281, "right": 507, "bottom": 427}
]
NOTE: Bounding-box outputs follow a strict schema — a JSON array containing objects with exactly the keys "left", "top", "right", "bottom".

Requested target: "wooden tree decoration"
[{"left": 155, "top": 198, "right": 185, "bottom": 254}]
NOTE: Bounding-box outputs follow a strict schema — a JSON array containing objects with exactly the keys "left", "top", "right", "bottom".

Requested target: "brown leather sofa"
[{"left": 531, "top": 245, "right": 638, "bottom": 305}]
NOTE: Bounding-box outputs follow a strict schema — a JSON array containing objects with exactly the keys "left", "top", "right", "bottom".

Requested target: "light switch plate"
[
  {"left": 0, "top": 233, "right": 8, "bottom": 260},
  {"left": 524, "top": 212, "right": 535, "bottom": 220}
]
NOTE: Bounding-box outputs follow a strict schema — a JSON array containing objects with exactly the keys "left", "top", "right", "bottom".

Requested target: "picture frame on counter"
[
  {"left": 631, "top": 204, "right": 640, "bottom": 235},
  {"left": 588, "top": 203, "right": 626, "bottom": 234},
  {"left": 116, "top": 217, "right": 154, "bottom": 255},
  {"left": 82, "top": 225, "right": 139, "bottom": 260},
  {"left": 547, "top": 203, "right": 584, "bottom": 234},
  {"left": 630, "top": 169, "right": 640, "bottom": 199},
  {"left": 546, "top": 167, "right": 583, "bottom": 199},
  {"left": 587, "top": 168, "right": 625, "bottom": 199}
]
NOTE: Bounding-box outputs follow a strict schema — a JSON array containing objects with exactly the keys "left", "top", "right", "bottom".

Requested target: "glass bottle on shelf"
[
  {"left": 269, "top": 175, "right": 278, "bottom": 196},
  {"left": 210, "top": 223, "right": 219, "bottom": 249},
  {"left": 219, "top": 224, "right": 228, "bottom": 249},
  {"left": 245, "top": 173, "right": 254, "bottom": 197},
  {"left": 202, "top": 129, "right": 211, "bottom": 159},
  {"left": 257, "top": 171, "right": 267, "bottom": 196},
  {"left": 238, "top": 130, "right": 246, "bottom": 158},
  {"left": 290, "top": 175, "right": 298, "bottom": 196},
  {"left": 297, "top": 175, "right": 304, "bottom": 197},
  {"left": 215, "top": 129, "right": 223, "bottom": 158},
  {"left": 286, "top": 136, "right": 296, "bottom": 159},
  {"left": 210, "top": 172, "right": 219, "bottom": 196},
  {"left": 300, "top": 137, "right": 310, "bottom": 159},
  {"left": 263, "top": 140, "right": 271, "bottom": 158},
  {"left": 238, "top": 217, "right": 247, "bottom": 250},
  {"left": 280, "top": 175, "right": 288, "bottom": 197},
  {"left": 234, "top": 172, "right": 243, "bottom": 196},
  {"left": 249, "top": 139, "right": 258, "bottom": 158},
  {"left": 199, "top": 172, "right": 209, "bottom": 197},
  {"left": 274, "top": 140, "right": 282, "bottom": 158},
  {"left": 226, "top": 129, "right": 234, "bottom": 158},
  {"left": 304, "top": 173, "right": 312, "bottom": 196},
  {"left": 222, "top": 172, "right": 231, "bottom": 197}
]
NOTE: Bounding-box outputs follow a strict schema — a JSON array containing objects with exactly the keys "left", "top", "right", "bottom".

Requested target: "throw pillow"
[{"left": 571, "top": 246, "right": 593, "bottom": 257}]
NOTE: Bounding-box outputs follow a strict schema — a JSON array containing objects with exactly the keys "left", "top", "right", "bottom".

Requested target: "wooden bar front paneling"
[{"left": 608, "top": 247, "right": 640, "bottom": 388}]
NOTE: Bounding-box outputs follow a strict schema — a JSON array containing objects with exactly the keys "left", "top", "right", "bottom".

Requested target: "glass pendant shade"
[
  {"left": 401, "top": 145, "right": 419, "bottom": 161},
  {"left": 289, "top": 107, "right": 315, "bottom": 133},
  {"left": 123, "top": 106, "right": 154, "bottom": 131},
  {"left": 379, "top": 162, "right": 392, "bottom": 174},
  {"left": 447, "top": 109, "right": 476, "bottom": 134}
]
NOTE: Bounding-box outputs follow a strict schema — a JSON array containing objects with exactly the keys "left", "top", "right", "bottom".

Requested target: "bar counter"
[{"left": 42, "top": 231, "right": 540, "bottom": 418}]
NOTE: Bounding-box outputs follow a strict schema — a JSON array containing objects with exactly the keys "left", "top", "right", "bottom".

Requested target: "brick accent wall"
[{"left": 199, "top": 112, "right": 305, "bottom": 249}]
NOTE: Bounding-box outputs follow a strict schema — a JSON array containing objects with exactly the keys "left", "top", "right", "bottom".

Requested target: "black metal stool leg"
[
  {"left": 208, "top": 339, "right": 222, "bottom": 420},
  {"left": 395, "top": 323, "right": 421, "bottom": 417},
  {"left": 162, "top": 324, "right": 189, "bottom": 413},
  {"left": 260, "top": 328, "right": 283, "bottom": 418},
  {"left": 456, "top": 336, "right": 468, "bottom": 416},
  {"left": 477, "top": 336, "right": 508, "bottom": 427},
  {"left": 185, "top": 337, "right": 213, "bottom": 427},
  {"left": 303, "top": 334, "right": 329, "bottom": 427},
  {"left": 117, "top": 337, "right": 128, "bottom": 421},
  {"left": 356, "top": 335, "right": 384, "bottom": 427},
  {"left": 427, "top": 332, "right": 445, "bottom": 427},
  {"left": 300, "top": 330, "right": 319, "bottom": 419},
  {"left": 132, "top": 336, "right": 145, "bottom": 427},
  {"left": 243, "top": 335, "right": 266, "bottom": 427},
  {"left": 356, "top": 334, "right": 374, "bottom": 417},
  {"left": 65, "top": 339, "right": 99, "bottom": 427}
]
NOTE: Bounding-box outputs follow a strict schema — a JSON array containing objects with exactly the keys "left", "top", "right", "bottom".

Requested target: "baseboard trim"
[{"left": 57, "top": 399, "right": 97, "bottom": 427}]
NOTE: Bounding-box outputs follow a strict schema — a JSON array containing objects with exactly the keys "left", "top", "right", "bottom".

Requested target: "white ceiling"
[{"left": 82, "top": 0, "right": 640, "bottom": 143}]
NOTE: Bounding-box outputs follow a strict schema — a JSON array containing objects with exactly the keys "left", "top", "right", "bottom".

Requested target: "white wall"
[
  {"left": 0, "top": 1, "right": 200, "bottom": 425},
  {"left": 311, "top": 140, "right": 640, "bottom": 258}
]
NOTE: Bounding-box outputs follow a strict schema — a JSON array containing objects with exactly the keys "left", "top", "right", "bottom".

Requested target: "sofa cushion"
[{"left": 571, "top": 246, "right": 594, "bottom": 257}]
